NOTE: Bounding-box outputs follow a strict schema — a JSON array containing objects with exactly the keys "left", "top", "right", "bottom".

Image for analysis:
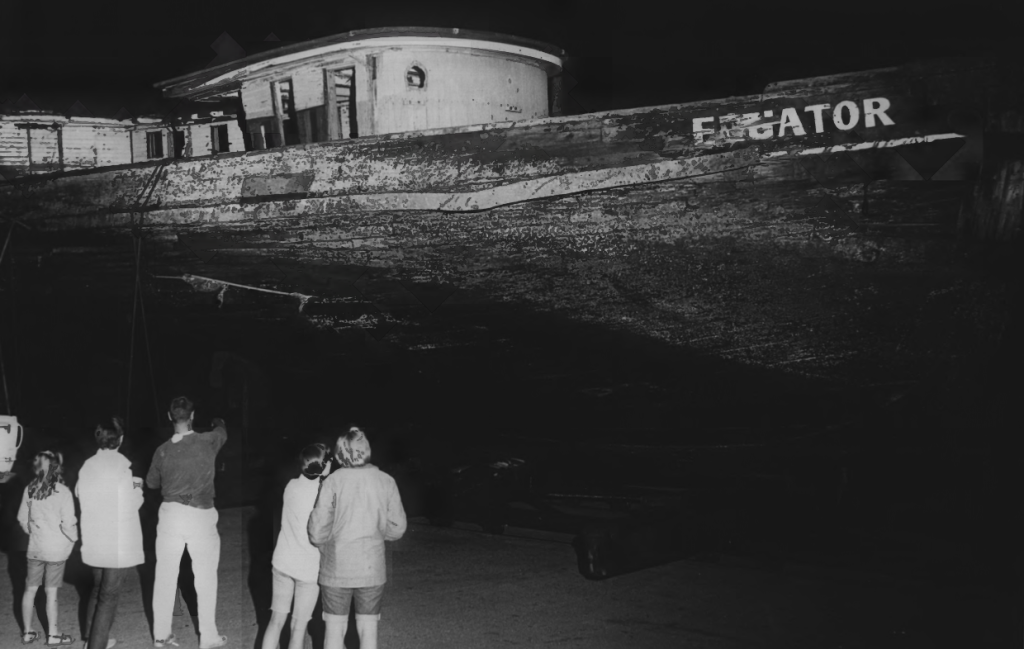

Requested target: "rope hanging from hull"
[
  {"left": 139, "top": 262, "right": 160, "bottom": 428},
  {"left": 0, "top": 223, "right": 15, "bottom": 414},
  {"left": 124, "top": 235, "right": 161, "bottom": 433},
  {"left": 124, "top": 161, "right": 168, "bottom": 432},
  {"left": 125, "top": 236, "right": 142, "bottom": 432},
  {"left": 152, "top": 273, "right": 315, "bottom": 312}
]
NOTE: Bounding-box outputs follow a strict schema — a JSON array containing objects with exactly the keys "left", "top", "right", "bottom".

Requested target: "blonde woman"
[{"left": 308, "top": 427, "right": 407, "bottom": 649}]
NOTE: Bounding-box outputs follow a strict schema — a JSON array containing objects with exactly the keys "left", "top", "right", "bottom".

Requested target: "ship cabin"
[
  {"left": 154, "top": 27, "right": 566, "bottom": 150},
  {"left": 0, "top": 97, "right": 244, "bottom": 180}
]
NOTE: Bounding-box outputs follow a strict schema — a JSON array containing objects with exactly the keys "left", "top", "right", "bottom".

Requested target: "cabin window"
[
  {"left": 172, "top": 130, "right": 185, "bottom": 159},
  {"left": 308, "top": 109, "right": 323, "bottom": 143},
  {"left": 211, "top": 124, "right": 230, "bottom": 153},
  {"left": 278, "top": 80, "right": 294, "bottom": 119},
  {"left": 274, "top": 79, "right": 300, "bottom": 146},
  {"left": 261, "top": 123, "right": 281, "bottom": 149},
  {"left": 146, "top": 131, "right": 164, "bottom": 159},
  {"left": 406, "top": 65, "right": 426, "bottom": 89},
  {"left": 328, "top": 67, "right": 357, "bottom": 139}
]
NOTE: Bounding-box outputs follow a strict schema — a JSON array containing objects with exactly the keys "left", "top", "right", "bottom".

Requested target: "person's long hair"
[{"left": 27, "top": 450, "right": 66, "bottom": 500}]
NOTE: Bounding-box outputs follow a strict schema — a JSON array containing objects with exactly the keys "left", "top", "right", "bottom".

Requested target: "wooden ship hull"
[
  {"left": 0, "top": 56, "right": 1021, "bottom": 439},
  {"left": 2, "top": 56, "right": 1022, "bottom": 577}
]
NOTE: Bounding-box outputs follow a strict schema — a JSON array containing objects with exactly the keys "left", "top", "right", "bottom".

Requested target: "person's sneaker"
[
  {"left": 154, "top": 636, "right": 179, "bottom": 648},
  {"left": 199, "top": 635, "right": 227, "bottom": 649}
]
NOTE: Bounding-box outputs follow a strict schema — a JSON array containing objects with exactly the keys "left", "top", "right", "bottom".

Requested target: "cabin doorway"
[
  {"left": 172, "top": 130, "right": 186, "bottom": 158},
  {"left": 326, "top": 66, "right": 357, "bottom": 139}
]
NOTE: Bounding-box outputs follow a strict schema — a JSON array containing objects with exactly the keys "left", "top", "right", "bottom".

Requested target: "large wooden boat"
[
  {"left": 2, "top": 54, "right": 1020, "bottom": 392},
  {"left": 2, "top": 48, "right": 1021, "bottom": 580}
]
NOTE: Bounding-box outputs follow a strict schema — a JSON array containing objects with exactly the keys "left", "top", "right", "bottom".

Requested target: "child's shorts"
[
  {"left": 26, "top": 559, "right": 66, "bottom": 589},
  {"left": 320, "top": 583, "right": 385, "bottom": 617},
  {"left": 270, "top": 567, "right": 319, "bottom": 623}
]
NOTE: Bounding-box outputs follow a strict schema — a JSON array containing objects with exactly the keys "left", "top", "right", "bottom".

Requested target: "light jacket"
[
  {"left": 308, "top": 464, "right": 406, "bottom": 588},
  {"left": 17, "top": 482, "right": 77, "bottom": 562},
  {"left": 76, "top": 449, "right": 145, "bottom": 568},
  {"left": 272, "top": 476, "right": 322, "bottom": 583}
]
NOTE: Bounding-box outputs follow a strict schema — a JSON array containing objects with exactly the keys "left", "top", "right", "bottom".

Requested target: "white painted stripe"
[
  {"left": 20, "top": 131, "right": 970, "bottom": 227},
  {"left": 349, "top": 132, "right": 966, "bottom": 212},
  {"left": 789, "top": 132, "right": 966, "bottom": 157},
  {"left": 193, "top": 37, "right": 563, "bottom": 91},
  {"left": 347, "top": 149, "right": 757, "bottom": 213}
]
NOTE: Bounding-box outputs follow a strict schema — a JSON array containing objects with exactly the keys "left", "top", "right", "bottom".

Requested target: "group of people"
[{"left": 15, "top": 395, "right": 408, "bottom": 649}]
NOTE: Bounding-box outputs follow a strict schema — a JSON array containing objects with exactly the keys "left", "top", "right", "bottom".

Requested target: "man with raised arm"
[{"left": 146, "top": 396, "right": 228, "bottom": 649}]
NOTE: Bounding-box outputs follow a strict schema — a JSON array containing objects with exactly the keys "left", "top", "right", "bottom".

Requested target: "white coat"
[{"left": 76, "top": 448, "right": 145, "bottom": 568}]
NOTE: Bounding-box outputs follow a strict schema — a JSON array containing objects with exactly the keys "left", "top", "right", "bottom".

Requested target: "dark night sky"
[{"left": 1, "top": 0, "right": 1021, "bottom": 116}]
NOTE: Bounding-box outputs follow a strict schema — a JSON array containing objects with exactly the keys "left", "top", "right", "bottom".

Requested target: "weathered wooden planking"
[
  {"left": 2, "top": 58, "right": 1009, "bottom": 230},
  {"left": 0, "top": 57, "right": 1016, "bottom": 394}
]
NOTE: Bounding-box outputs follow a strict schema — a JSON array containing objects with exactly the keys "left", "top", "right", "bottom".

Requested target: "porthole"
[{"left": 406, "top": 65, "right": 426, "bottom": 89}]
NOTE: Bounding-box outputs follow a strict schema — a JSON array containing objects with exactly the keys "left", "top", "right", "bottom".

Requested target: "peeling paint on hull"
[{"left": 1, "top": 57, "right": 1021, "bottom": 392}]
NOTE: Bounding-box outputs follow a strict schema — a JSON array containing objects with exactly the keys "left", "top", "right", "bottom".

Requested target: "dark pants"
[{"left": 85, "top": 567, "right": 130, "bottom": 649}]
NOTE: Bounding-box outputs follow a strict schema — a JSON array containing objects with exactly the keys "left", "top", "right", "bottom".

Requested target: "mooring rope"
[
  {"left": 131, "top": 161, "right": 169, "bottom": 229},
  {"left": 124, "top": 160, "right": 170, "bottom": 431},
  {"left": 125, "top": 235, "right": 143, "bottom": 432},
  {"left": 0, "top": 223, "right": 15, "bottom": 414},
  {"left": 152, "top": 273, "right": 315, "bottom": 312},
  {"left": 138, "top": 261, "right": 161, "bottom": 428},
  {"left": 0, "top": 331, "right": 8, "bottom": 416},
  {"left": 0, "top": 223, "right": 13, "bottom": 266}
]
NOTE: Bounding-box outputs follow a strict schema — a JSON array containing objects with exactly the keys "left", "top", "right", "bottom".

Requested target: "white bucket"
[{"left": 0, "top": 415, "right": 24, "bottom": 473}]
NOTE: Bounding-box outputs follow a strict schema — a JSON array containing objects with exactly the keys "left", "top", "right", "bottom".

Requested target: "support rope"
[
  {"left": 0, "top": 223, "right": 15, "bottom": 414},
  {"left": 152, "top": 273, "right": 315, "bottom": 312},
  {"left": 0, "top": 224, "right": 13, "bottom": 265},
  {"left": 125, "top": 235, "right": 142, "bottom": 432},
  {"left": 0, "top": 328, "right": 8, "bottom": 416},
  {"left": 138, "top": 262, "right": 161, "bottom": 428},
  {"left": 124, "top": 160, "right": 169, "bottom": 431}
]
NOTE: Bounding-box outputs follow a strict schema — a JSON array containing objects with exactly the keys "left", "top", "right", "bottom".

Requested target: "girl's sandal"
[
  {"left": 45, "top": 634, "right": 75, "bottom": 646},
  {"left": 22, "top": 631, "right": 39, "bottom": 644}
]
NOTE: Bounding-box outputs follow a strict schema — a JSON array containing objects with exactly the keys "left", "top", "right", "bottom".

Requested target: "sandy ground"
[{"left": 0, "top": 507, "right": 1016, "bottom": 649}]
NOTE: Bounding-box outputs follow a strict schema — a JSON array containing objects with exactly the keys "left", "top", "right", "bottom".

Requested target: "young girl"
[
  {"left": 261, "top": 443, "right": 331, "bottom": 649},
  {"left": 17, "top": 450, "right": 78, "bottom": 646}
]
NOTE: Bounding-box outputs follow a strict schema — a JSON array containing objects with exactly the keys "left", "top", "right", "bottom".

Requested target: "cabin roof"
[
  {"left": 0, "top": 88, "right": 242, "bottom": 123},
  {"left": 155, "top": 26, "right": 566, "bottom": 101}
]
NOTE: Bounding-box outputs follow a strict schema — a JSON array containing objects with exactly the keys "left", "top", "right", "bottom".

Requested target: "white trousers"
[{"left": 152, "top": 502, "right": 221, "bottom": 642}]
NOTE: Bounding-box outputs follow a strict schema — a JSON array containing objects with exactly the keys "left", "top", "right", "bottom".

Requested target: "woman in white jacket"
[{"left": 75, "top": 419, "right": 145, "bottom": 649}]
